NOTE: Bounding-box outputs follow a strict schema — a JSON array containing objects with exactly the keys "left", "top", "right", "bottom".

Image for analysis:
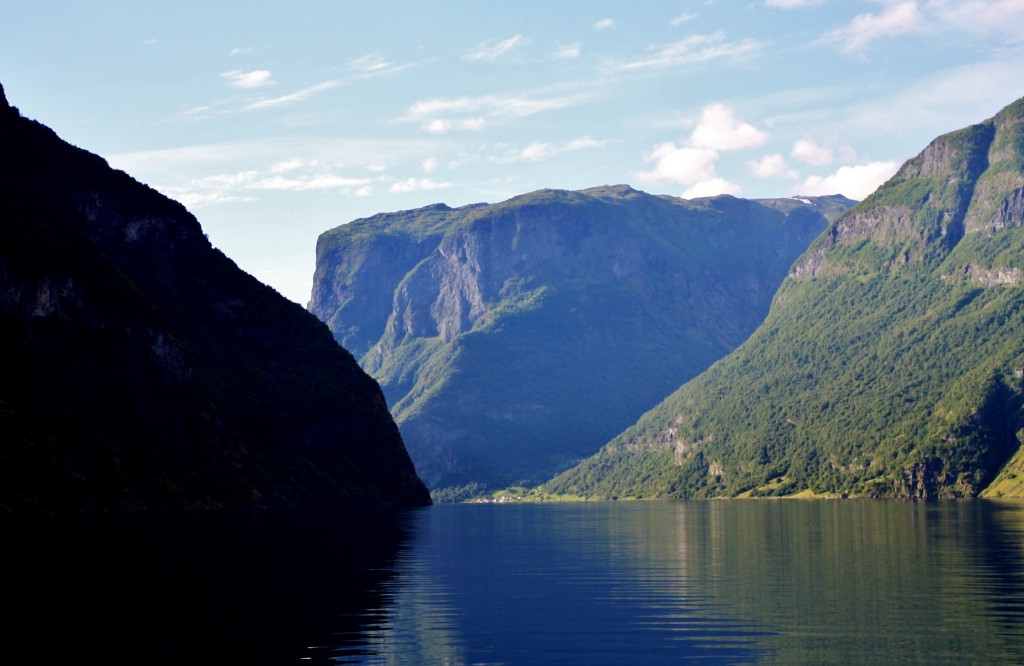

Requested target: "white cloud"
[
  {"left": 247, "top": 80, "right": 342, "bottom": 109},
  {"left": 221, "top": 69, "right": 275, "bottom": 89},
  {"left": 423, "top": 117, "right": 487, "bottom": 134},
  {"left": 347, "top": 53, "right": 413, "bottom": 78},
  {"left": 270, "top": 159, "right": 305, "bottom": 173},
  {"left": 425, "top": 119, "right": 451, "bottom": 134},
  {"left": 520, "top": 142, "right": 555, "bottom": 161},
  {"left": 565, "top": 136, "right": 605, "bottom": 151},
  {"left": 619, "top": 32, "right": 763, "bottom": 70},
  {"left": 798, "top": 161, "right": 900, "bottom": 200},
  {"left": 638, "top": 104, "right": 766, "bottom": 191},
  {"left": 461, "top": 117, "right": 487, "bottom": 131},
  {"left": 249, "top": 174, "right": 378, "bottom": 191},
  {"left": 501, "top": 136, "right": 607, "bottom": 163},
  {"left": 405, "top": 92, "right": 588, "bottom": 133},
  {"left": 408, "top": 94, "right": 582, "bottom": 119},
  {"left": 748, "top": 153, "right": 798, "bottom": 179},
  {"left": 689, "top": 104, "right": 769, "bottom": 151},
  {"left": 229, "top": 47, "right": 257, "bottom": 56},
  {"left": 554, "top": 43, "right": 581, "bottom": 59},
  {"left": 820, "top": 1, "right": 923, "bottom": 54},
  {"left": 594, "top": 18, "right": 615, "bottom": 30},
  {"left": 421, "top": 157, "right": 440, "bottom": 173},
  {"left": 766, "top": 0, "right": 824, "bottom": 8},
  {"left": 170, "top": 191, "right": 257, "bottom": 208},
  {"left": 638, "top": 143, "right": 719, "bottom": 185},
  {"left": 670, "top": 12, "right": 699, "bottom": 25},
  {"left": 389, "top": 177, "right": 454, "bottom": 193},
  {"left": 464, "top": 34, "right": 528, "bottom": 62},
  {"left": 791, "top": 138, "right": 834, "bottom": 166},
  {"left": 684, "top": 178, "right": 742, "bottom": 199}
]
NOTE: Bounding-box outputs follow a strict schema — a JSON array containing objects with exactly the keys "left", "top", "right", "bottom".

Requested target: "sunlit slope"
[
  {"left": 549, "top": 97, "right": 1024, "bottom": 499},
  {"left": 311, "top": 186, "right": 850, "bottom": 493}
]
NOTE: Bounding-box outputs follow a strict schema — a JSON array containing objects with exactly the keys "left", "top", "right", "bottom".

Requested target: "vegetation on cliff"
[
  {"left": 548, "top": 97, "right": 1024, "bottom": 500},
  {"left": 311, "top": 186, "right": 851, "bottom": 494}
]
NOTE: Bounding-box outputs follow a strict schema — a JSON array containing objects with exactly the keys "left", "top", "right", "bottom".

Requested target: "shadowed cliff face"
[
  {"left": 0, "top": 82, "right": 430, "bottom": 511},
  {"left": 311, "top": 186, "right": 851, "bottom": 493},
  {"left": 549, "top": 97, "right": 1024, "bottom": 501}
]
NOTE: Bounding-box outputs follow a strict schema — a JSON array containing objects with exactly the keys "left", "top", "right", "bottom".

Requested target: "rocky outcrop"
[
  {"left": 0, "top": 82, "right": 430, "bottom": 512},
  {"left": 311, "top": 186, "right": 852, "bottom": 492},
  {"left": 793, "top": 100, "right": 1024, "bottom": 281}
]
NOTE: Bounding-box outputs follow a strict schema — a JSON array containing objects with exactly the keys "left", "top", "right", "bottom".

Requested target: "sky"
[{"left": 3, "top": 1, "right": 1024, "bottom": 304}]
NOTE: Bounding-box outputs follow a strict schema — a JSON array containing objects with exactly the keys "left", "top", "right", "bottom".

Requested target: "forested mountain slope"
[
  {"left": 548, "top": 97, "right": 1024, "bottom": 500},
  {"left": 311, "top": 187, "right": 851, "bottom": 494},
  {"left": 0, "top": 82, "right": 430, "bottom": 511}
]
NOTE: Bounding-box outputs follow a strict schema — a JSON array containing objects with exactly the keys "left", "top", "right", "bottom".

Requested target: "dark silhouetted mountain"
[
  {"left": 549, "top": 96, "right": 1024, "bottom": 500},
  {"left": 0, "top": 82, "right": 430, "bottom": 511},
  {"left": 310, "top": 186, "right": 851, "bottom": 495}
]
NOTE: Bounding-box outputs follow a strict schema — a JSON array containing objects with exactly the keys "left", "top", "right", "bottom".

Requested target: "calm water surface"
[{"left": 8, "top": 500, "right": 1024, "bottom": 664}]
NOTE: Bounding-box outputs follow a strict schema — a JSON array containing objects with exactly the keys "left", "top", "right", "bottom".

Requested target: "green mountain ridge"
[
  {"left": 0, "top": 82, "right": 430, "bottom": 511},
  {"left": 311, "top": 186, "right": 853, "bottom": 495},
  {"left": 548, "top": 96, "right": 1024, "bottom": 500}
]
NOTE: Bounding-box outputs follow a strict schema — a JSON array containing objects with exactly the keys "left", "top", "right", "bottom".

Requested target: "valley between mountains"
[{"left": 312, "top": 96, "right": 1024, "bottom": 502}]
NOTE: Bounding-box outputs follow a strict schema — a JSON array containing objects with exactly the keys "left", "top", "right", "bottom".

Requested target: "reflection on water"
[
  {"left": 4, "top": 509, "right": 416, "bottom": 665},
  {"left": 6, "top": 501, "right": 1024, "bottom": 664},
  {"left": 334, "top": 501, "right": 1024, "bottom": 665}
]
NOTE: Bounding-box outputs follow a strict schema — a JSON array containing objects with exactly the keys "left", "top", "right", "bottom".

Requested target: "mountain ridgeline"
[
  {"left": 549, "top": 96, "right": 1024, "bottom": 500},
  {"left": 310, "top": 187, "right": 852, "bottom": 495},
  {"left": 0, "top": 83, "right": 430, "bottom": 511}
]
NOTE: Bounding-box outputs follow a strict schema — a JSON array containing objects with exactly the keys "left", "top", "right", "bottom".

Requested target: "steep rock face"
[
  {"left": 549, "top": 97, "right": 1024, "bottom": 500},
  {"left": 0, "top": 82, "right": 430, "bottom": 511},
  {"left": 311, "top": 186, "right": 850, "bottom": 493}
]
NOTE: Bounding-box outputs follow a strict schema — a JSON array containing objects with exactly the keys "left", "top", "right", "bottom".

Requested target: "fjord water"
[
  {"left": 331, "top": 501, "right": 1024, "bottom": 665},
  {"left": 8, "top": 501, "right": 1024, "bottom": 664}
]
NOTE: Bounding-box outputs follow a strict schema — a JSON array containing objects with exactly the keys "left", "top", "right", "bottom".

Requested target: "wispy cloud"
[
  {"left": 554, "top": 43, "right": 582, "bottom": 59},
  {"left": 464, "top": 34, "right": 528, "bottom": 62},
  {"left": 247, "top": 80, "right": 342, "bottom": 109},
  {"left": 618, "top": 32, "right": 763, "bottom": 70},
  {"left": 424, "top": 118, "right": 487, "bottom": 134},
  {"left": 670, "top": 12, "right": 698, "bottom": 25},
  {"left": 819, "top": 1, "right": 923, "bottom": 54},
  {"left": 347, "top": 53, "right": 414, "bottom": 78},
  {"left": 505, "top": 135, "right": 607, "bottom": 162},
  {"left": 389, "top": 177, "right": 453, "bottom": 193},
  {"left": 404, "top": 91, "right": 591, "bottom": 133},
  {"left": 221, "top": 69, "right": 275, "bottom": 89},
  {"left": 594, "top": 18, "right": 615, "bottom": 30},
  {"left": 248, "top": 174, "right": 378, "bottom": 191},
  {"left": 765, "top": 0, "right": 824, "bottom": 8},
  {"left": 229, "top": 46, "right": 257, "bottom": 56}
]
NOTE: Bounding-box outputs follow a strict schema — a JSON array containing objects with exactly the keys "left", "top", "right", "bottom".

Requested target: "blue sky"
[{"left": 3, "top": 1, "right": 1024, "bottom": 304}]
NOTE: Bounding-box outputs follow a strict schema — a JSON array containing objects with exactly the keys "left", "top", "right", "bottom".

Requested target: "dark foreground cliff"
[
  {"left": 311, "top": 186, "right": 851, "bottom": 495},
  {"left": 549, "top": 96, "right": 1024, "bottom": 500},
  {"left": 0, "top": 83, "right": 430, "bottom": 511}
]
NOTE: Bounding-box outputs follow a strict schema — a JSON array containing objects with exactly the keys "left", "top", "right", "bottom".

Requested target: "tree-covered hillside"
[
  {"left": 0, "top": 82, "right": 430, "bottom": 512},
  {"left": 548, "top": 97, "right": 1024, "bottom": 500},
  {"left": 311, "top": 186, "right": 851, "bottom": 495}
]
